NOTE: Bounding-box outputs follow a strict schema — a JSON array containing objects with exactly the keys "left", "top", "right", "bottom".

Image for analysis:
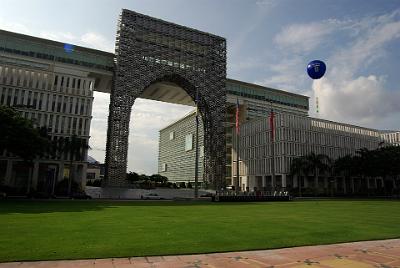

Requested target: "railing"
[{"left": 213, "top": 190, "right": 291, "bottom": 202}]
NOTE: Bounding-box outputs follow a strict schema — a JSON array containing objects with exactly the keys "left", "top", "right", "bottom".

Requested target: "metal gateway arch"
[{"left": 105, "top": 10, "right": 227, "bottom": 189}]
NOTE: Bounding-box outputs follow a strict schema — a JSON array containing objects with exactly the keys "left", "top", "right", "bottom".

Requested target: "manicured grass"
[{"left": 0, "top": 199, "right": 399, "bottom": 262}]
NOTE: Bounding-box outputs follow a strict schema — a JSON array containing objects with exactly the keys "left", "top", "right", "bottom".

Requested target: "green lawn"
[{"left": 0, "top": 200, "right": 399, "bottom": 262}]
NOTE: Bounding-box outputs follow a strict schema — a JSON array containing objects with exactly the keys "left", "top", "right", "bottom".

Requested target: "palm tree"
[
  {"left": 334, "top": 154, "right": 354, "bottom": 195},
  {"left": 304, "top": 153, "right": 330, "bottom": 195},
  {"left": 290, "top": 157, "right": 311, "bottom": 197},
  {"left": 55, "top": 135, "right": 89, "bottom": 197}
]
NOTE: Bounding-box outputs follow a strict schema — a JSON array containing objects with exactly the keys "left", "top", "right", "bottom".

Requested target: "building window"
[
  {"left": 162, "top": 163, "right": 167, "bottom": 172},
  {"left": 169, "top": 131, "right": 175, "bottom": 140},
  {"left": 185, "top": 134, "right": 193, "bottom": 151}
]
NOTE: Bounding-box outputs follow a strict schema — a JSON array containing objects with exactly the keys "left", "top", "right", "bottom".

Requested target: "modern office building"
[
  {"left": 0, "top": 25, "right": 398, "bottom": 194},
  {"left": 0, "top": 29, "right": 113, "bottom": 193},
  {"left": 159, "top": 78, "right": 310, "bottom": 185},
  {"left": 158, "top": 79, "right": 399, "bottom": 192},
  {"left": 381, "top": 131, "right": 400, "bottom": 146},
  {"left": 158, "top": 111, "right": 204, "bottom": 186},
  {"left": 233, "top": 113, "right": 385, "bottom": 193}
]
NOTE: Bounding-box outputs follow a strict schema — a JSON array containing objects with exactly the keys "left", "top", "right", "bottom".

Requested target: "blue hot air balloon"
[{"left": 307, "top": 60, "right": 326, "bottom": 79}]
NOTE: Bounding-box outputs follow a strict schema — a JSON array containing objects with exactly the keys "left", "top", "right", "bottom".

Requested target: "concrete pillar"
[
  {"left": 366, "top": 177, "right": 370, "bottom": 189},
  {"left": 31, "top": 161, "right": 39, "bottom": 191},
  {"left": 304, "top": 176, "right": 309, "bottom": 188},
  {"left": 271, "top": 174, "right": 275, "bottom": 188},
  {"left": 343, "top": 177, "right": 347, "bottom": 194},
  {"left": 80, "top": 163, "right": 87, "bottom": 190},
  {"left": 351, "top": 178, "right": 355, "bottom": 193},
  {"left": 293, "top": 174, "right": 298, "bottom": 188},
  {"left": 248, "top": 175, "right": 254, "bottom": 191},
  {"left": 58, "top": 162, "right": 65, "bottom": 183},
  {"left": 4, "top": 159, "right": 13, "bottom": 185},
  {"left": 282, "top": 174, "right": 287, "bottom": 188},
  {"left": 262, "top": 175, "right": 267, "bottom": 188}
]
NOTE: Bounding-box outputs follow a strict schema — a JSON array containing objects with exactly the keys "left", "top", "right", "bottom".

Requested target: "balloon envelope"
[{"left": 307, "top": 60, "right": 326, "bottom": 79}]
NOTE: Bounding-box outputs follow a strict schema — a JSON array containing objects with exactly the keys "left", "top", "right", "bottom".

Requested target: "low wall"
[{"left": 85, "top": 186, "right": 214, "bottom": 200}]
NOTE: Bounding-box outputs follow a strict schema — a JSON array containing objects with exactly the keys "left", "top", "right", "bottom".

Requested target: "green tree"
[
  {"left": 150, "top": 174, "right": 168, "bottom": 186},
  {"left": 126, "top": 171, "right": 141, "bottom": 183},
  {"left": 0, "top": 106, "right": 50, "bottom": 192},
  {"left": 304, "top": 153, "right": 331, "bottom": 194},
  {"left": 54, "top": 135, "right": 89, "bottom": 196},
  {"left": 289, "top": 157, "right": 310, "bottom": 197}
]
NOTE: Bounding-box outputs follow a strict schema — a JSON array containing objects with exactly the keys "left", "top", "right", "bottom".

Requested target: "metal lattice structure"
[{"left": 105, "top": 9, "right": 227, "bottom": 189}]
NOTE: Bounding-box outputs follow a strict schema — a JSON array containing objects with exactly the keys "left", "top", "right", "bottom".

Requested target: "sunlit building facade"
[
  {"left": 159, "top": 79, "right": 399, "bottom": 193},
  {"left": 0, "top": 30, "right": 113, "bottom": 193}
]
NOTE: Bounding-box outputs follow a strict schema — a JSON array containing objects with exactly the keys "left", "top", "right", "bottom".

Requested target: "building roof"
[
  {"left": 87, "top": 155, "right": 100, "bottom": 164},
  {"left": 227, "top": 78, "right": 309, "bottom": 100},
  {"left": 0, "top": 29, "right": 114, "bottom": 72},
  {"left": 159, "top": 109, "right": 197, "bottom": 132}
]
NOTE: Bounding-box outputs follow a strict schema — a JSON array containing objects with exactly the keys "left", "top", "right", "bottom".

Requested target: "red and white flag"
[{"left": 269, "top": 109, "right": 274, "bottom": 141}]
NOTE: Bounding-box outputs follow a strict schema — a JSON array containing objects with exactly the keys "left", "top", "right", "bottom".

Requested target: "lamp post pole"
[
  {"left": 194, "top": 88, "right": 199, "bottom": 199},
  {"left": 235, "top": 99, "right": 240, "bottom": 194}
]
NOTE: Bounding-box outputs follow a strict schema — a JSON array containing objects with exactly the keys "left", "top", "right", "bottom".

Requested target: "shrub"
[{"left": 92, "top": 179, "right": 102, "bottom": 187}]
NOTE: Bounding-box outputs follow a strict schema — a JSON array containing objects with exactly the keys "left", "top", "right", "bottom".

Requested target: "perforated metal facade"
[{"left": 105, "top": 9, "right": 227, "bottom": 189}]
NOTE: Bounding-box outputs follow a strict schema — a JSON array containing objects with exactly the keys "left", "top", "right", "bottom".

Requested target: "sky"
[{"left": 1, "top": 0, "right": 399, "bottom": 174}]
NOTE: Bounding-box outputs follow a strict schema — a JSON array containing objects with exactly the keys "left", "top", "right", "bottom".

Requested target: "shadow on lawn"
[{"left": 0, "top": 199, "right": 262, "bottom": 214}]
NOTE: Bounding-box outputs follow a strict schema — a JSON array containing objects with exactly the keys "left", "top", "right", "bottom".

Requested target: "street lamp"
[{"left": 194, "top": 88, "right": 200, "bottom": 199}]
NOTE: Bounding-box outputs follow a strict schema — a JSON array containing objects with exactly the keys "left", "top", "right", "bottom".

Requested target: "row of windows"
[
  {"left": 381, "top": 132, "right": 400, "bottom": 144},
  {"left": 53, "top": 74, "right": 93, "bottom": 96},
  {"left": 228, "top": 90, "right": 308, "bottom": 110},
  {"left": 237, "top": 127, "right": 379, "bottom": 149},
  {"left": 0, "top": 65, "right": 49, "bottom": 90},
  {"left": 239, "top": 142, "right": 359, "bottom": 161},
  {"left": 0, "top": 65, "right": 94, "bottom": 97},
  {"left": 233, "top": 156, "right": 286, "bottom": 176},
  {"left": 44, "top": 135, "right": 88, "bottom": 161},
  {"left": 242, "top": 113, "right": 381, "bottom": 138},
  {"left": 0, "top": 87, "right": 92, "bottom": 116},
  {"left": 19, "top": 111, "right": 90, "bottom": 136},
  {"left": 227, "top": 82, "right": 309, "bottom": 108}
]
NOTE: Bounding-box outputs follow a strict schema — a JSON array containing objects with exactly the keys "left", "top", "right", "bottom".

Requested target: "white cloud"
[
  {"left": 255, "top": 0, "right": 277, "bottom": 8},
  {"left": 80, "top": 32, "right": 114, "bottom": 52},
  {"left": 39, "top": 31, "right": 76, "bottom": 43},
  {"left": 0, "top": 18, "right": 30, "bottom": 35},
  {"left": 312, "top": 10, "right": 400, "bottom": 129},
  {"left": 40, "top": 31, "right": 114, "bottom": 52},
  {"left": 313, "top": 76, "right": 400, "bottom": 127},
  {"left": 274, "top": 19, "right": 346, "bottom": 54},
  {"left": 254, "top": 56, "right": 306, "bottom": 91},
  {"left": 127, "top": 99, "right": 194, "bottom": 174},
  {"left": 1, "top": 18, "right": 114, "bottom": 53},
  {"left": 89, "top": 96, "right": 194, "bottom": 174}
]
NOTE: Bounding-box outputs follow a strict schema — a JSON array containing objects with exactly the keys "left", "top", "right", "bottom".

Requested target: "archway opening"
[{"left": 127, "top": 80, "right": 206, "bottom": 189}]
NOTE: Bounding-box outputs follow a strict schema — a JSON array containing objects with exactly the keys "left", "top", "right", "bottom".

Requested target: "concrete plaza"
[{"left": 1, "top": 239, "right": 399, "bottom": 268}]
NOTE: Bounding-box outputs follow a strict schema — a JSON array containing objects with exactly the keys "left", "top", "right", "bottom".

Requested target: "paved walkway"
[{"left": 1, "top": 239, "right": 399, "bottom": 268}]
